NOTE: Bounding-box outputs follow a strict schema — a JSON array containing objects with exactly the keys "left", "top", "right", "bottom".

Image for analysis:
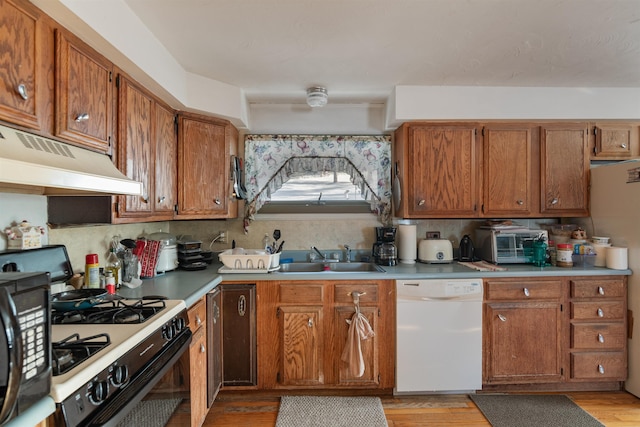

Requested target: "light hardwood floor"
[{"left": 187, "top": 391, "right": 640, "bottom": 427}]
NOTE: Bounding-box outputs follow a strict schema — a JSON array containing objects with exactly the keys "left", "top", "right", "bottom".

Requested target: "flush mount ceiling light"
[{"left": 306, "top": 86, "right": 328, "bottom": 107}]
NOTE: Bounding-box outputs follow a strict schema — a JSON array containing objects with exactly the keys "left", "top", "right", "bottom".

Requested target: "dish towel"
[
  {"left": 458, "top": 260, "right": 508, "bottom": 271},
  {"left": 341, "top": 307, "right": 375, "bottom": 377}
]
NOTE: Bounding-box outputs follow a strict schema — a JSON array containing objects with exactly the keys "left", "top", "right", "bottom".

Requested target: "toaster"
[{"left": 418, "top": 239, "right": 453, "bottom": 263}]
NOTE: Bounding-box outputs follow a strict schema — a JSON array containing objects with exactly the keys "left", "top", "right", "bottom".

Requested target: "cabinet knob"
[
  {"left": 523, "top": 287, "right": 530, "bottom": 297},
  {"left": 516, "top": 200, "right": 524, "bottom": 205},
  {"left": 621, "top": 143, "right": 628, "bottom": 149},
  {"left": 598, "top": 364, "right": 605, "bottom": 374},
  {"left": 308, "top": 317, "right": 314, "bottom": 327},
  {"left": 158, "top": 196, "right": 166, "bottom": 203},
  {"left": 550, "top": 198, "right": 559, "bottom": 205},
  {"left": 75, "top": 113, "right": 90, "bottom": 122},
  {"left": 195, "top": 315, "right": 202, "bottom": 326},
  {"left": 598, "top": 333, "right": 605, "bottom": 343},
  {"left": 200, "top": 343, "right": 205, "bottom": 353},
  {"left": 597, "top": 308, "right": 604, "bottom": 317},
  {"left": 214, "top": 198, "right": 221, "bottom": 205},
  {"left": 598, "top": 286, "right": 605, "bottom": 295},
  {"left": 17, "top": 84, "right": 28, "bottom": 100},
  {"left": 497, "top": 314, "right": 507, "bottom": 322},
  {"left": 418, "top": 199, "right": 425, "bottom": 206}
]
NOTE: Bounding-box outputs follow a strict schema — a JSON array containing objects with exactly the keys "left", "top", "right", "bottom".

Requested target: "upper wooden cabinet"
[
  {"left": 55, "top": 29, "right": 114, "bottom": 154},
  {"left": 540, "top": 123, "right": 590, "bottom": 216},
  {"left": 115, "top": 75, "right": 176, "bottom": 222},
  {"left": 482, "top": 124, "right": 538, "bottom": 217},
  {"left": 394, "top": 123, "right": 479, "bottom": 218},
  {"left": 176, "top": 113, "right": 238, "bottom": 219},
  {"left": 0, "top": 0, "right": 53, "bottom": 131},
  {"left": 591, "top": 123, "right": 640, "bottom": 160},
  {"left": 394, "top": 122, "right": 590, "bottom": 219}
]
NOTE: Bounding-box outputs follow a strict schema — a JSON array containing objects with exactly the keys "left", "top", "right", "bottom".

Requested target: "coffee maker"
[{"left": 372, "top": 227, "right": 398, "bottom": 266}]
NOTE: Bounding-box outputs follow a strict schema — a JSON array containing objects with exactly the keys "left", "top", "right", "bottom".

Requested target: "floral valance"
[{"left": 243, "top": 135, "right": 392, "bottom": 233}]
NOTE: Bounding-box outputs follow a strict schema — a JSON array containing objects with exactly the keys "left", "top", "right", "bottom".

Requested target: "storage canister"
[{"left": 556, "top": 243, "right": 573, "bottom": 267}]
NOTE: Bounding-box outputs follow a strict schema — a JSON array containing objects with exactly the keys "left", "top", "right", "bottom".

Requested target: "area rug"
[
  {"left": 470, "top": 394, "right": 604, "bottom": 427},
  {"left": 275, "top": 395, "right": 388, "bottom": 427},
  {"left": 115, "top": 397, "right": 182, "bottom": 427}
]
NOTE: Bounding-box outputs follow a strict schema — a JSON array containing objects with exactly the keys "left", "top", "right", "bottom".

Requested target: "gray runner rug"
[
  {"left": 116, "top": 397, "right": 182, "bottom": 427},
  {"left": 470, "top": 394, "right": 604, "bottom": 427},
  {"left": 276, "top": 395, "right": 388, "bottom": 427}
]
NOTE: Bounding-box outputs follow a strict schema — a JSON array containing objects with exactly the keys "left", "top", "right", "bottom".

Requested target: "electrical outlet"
[
  {"left": 426, "top": 231, "right": 441, "bottom": 239},
  {"left": 218, "top": 230, "right": 228, "bottom": 244}
]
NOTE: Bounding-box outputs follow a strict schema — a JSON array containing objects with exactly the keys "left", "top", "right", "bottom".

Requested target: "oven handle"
[
  {"left": 0, "top": 287, "right": 24, "bottom": 424},
  {"left": 84, "top": 327, "right": 192, "bottom": 427}
]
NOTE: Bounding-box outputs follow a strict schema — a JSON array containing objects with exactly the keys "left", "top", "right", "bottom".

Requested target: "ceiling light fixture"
[{"left": 306, "top": 86, "right": 328, "bottom": 107}]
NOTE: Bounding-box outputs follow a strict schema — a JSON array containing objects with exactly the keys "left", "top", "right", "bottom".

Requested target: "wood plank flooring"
[{"left": 189, "top": 391, "right": 640, "bottom": 427}]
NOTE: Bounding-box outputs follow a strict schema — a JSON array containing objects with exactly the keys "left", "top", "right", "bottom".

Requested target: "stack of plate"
[{"left": 177, "top": 240, "right": 207, "bottom": 270}]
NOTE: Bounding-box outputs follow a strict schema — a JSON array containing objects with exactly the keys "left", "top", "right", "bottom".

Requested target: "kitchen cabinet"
[
  {"left": 206, "top": 288, "right": 223, "bottom": 406},
  {"left": 483, "top": 279, "right": 564, "bottom": 385},
  {"left": 186, "top": 296, "right": 208, "bottom": 427},
  {"left": 393, "top": 123, "right": 479, "bottom": 218},
  {"left": 591, "top": 123, "right": 640, "bottom": 160},
  {"left": 55, "top": 28, "right": 114, "bottom": 154},
  {"left": 257, "top": 280, "right": 394, "bottom": 390},
  {"left": 221, "top": 284, "right": 257, "bottom": 386},
  {"left": 0, "top": 0, "right": 53, "bottom": 132},
  {"left": 540, "top": 123, "right": 590, "bottom": 216},
  {"left": 569, "top": 278, "right": 627, "bottom": 383},
  {"left": 176, "top": 113, "right": 238, "bottom": 219},
  {"left": 481, "top": 124, "right": 538, "bottom": 216},
  {"left": 115, "top": 74, "right": 177, "bottom": 222}
]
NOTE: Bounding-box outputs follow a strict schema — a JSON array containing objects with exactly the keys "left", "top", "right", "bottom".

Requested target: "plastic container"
[
  {"left": 550, "top": 224, "right": 577, "bottom": 244},
  {"left": 556, "top": 244, "right": 573, "bottom": 268},
  {"left": 85, "top": 254, "right": 101, "bottom": 288}
]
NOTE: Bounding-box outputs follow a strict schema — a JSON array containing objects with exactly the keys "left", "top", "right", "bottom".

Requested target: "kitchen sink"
[{"left": 278, "top": 262, "right": 385, "bottom": 273}]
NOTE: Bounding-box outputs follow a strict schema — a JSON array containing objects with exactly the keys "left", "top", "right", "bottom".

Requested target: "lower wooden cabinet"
[
  {"left": 221, "top": 284, "right": 257, "bottom": 386},
  {"left": 483, "top": 276, "right": 628, "bottom": 391},
  {"left": 257, "top": 280, "right": 395, "bottom": 390}
]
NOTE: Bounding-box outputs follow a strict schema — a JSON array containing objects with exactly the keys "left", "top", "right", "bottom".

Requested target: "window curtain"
[{"left": 243, "top": 135, "right": 392, "bottom": 233}]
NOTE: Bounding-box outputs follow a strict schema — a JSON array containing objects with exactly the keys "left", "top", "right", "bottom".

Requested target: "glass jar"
[{"left": 556, "top": 243, "right": 573, "bottom": 267}]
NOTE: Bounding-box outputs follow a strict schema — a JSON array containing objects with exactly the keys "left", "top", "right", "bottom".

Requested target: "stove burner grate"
[
  {"left": 52, "top": 333, "right": 111, "bottom": 376},
  {"left": 52, "top": 298, "right": 167, "bottom": 325}
]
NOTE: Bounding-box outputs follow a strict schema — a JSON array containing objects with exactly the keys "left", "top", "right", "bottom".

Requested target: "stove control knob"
[
  {"left": 89, "top": 380, "right": 109, "bottom": 404},
  {"left": 163, "top": 323, "right": 176, "bottom": 340},
  {"left": 175, "top": 317, "right": 186, "bottom": 331},
  {"left": 110, "top": 365, "right": 129, "bottom": 387}
]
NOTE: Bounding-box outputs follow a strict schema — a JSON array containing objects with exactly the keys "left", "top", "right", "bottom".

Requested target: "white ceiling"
[{"left": 121, "top": 0, "right": 640, "bottom": 105}]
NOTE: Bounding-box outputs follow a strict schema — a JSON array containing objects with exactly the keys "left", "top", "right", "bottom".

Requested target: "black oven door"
[{"left": 0, "top": 286, "right": 23, "bottom": 425}]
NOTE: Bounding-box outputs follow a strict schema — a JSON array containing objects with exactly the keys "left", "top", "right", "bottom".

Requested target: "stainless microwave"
[{"left": 475, "top": 228, "right": 548, "bottom": 264}]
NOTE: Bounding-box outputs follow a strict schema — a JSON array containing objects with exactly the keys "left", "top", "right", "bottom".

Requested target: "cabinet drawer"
[
  {"left": 571, "top": 279, "right": 625, "bottom": 298},
  {"left": 571, "top": 352, "right": 626, "bottom": 380},
  {"left": 333, "top": 283, "right": 379, "bottom": 304},
  {"left": 571, "top": 323, "right": 626, "bottom": 349},
  {"left": 279, "top": 284, "right": 324, "bottom": 304},
  {"left": 485, "top": 280, "right": 562, "bottom": 301},
  {"left": 188, "top": 297, "right": 206, "bottom": 333},
  {"left": 571, "top": 301, "right": 625, "bottom": 320}
]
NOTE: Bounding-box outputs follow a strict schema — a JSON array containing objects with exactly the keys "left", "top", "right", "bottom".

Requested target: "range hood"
[{"left": 0, "top": 124, "right": 142, "bottom": 196}]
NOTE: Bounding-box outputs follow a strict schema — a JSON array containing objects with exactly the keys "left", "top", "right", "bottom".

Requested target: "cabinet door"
[
  {"left": 206, "top": 288, "right": 222, "bottom": 407},
  {"left": 154, "top": 103, "right": 177, "bottom": 216},
  {"left": 593, "top": 125, "right": 633, "bottom": 158},
  {"left": 278, "top": 306, "right": 324, "bottom": 386},
  {"left": 485, "top": 302, "right": 563, "bottom": 383},
  {"left": 55, "top": 29, "right": 113, "bottom": 153},
  {"left": 177, "top": 116, "right": 229, "bottom": 218},
  {"left": 482, "top": 125, "right": 534, "bottom": 216},
  {"left": 189, "top": 327, "right": 208, "bottom": 427},
  {"left": 333, "top": 306, "right": 379, "bottom": 387},
  {"left": 407, "top": 125, "right": 478, "bottom": 217},
  {"left": 116, "top": 76, "right": 153, "bottom": 217},
  {"left": 222, "top": 285, "right": 256, "bottom": 386},
  {"left": 540, "top": 124, "right": 589, "bottom": 216},
  {"left": 0, "top": 0, "right": 42, "bottom": 130}
]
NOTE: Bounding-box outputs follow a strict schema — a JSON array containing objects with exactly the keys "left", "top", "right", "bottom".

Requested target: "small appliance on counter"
[
  {"left": 475, "top": 227, "right": 548, "bottom": 264},
  {"left": 459, "top": 234, "right": 475, "bottom": 262},
  {"left": 147, "top": 231, "right": 179, "bottom": 273},
  {"left": 372, "top": 227, "right": 397, "bottom": 266},
  {"left": 177, "top": 239, "right": 207, "bottom": 270},
  {"left": 418, "top": 234, "right": 453, "bottom": 264}
]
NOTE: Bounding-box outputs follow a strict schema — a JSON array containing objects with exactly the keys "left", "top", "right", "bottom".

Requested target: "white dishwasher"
[{"left": 395, "top": 278, "right": 483, "bottom": 394}]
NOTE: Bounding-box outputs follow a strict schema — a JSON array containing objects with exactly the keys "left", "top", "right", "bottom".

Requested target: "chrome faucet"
[
  {"left": 311, "top": 246, "right": 326, "bottom": 261},
  {"left": 344, "top": 244, "right": 352, "bottom": 262}
]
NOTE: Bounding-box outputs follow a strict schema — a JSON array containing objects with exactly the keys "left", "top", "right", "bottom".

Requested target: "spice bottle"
[
  {"left": 85, "top": 254, "right": 100, "bottom": 288},
  {"left": 556, "top": 243, "right": 573, "bottom": 268},
  {"left": 106, "top": 247, "right": 121, "bottom": 287},
  {"left": 105, "top": 270, "right": 116, "bottom": 294}
]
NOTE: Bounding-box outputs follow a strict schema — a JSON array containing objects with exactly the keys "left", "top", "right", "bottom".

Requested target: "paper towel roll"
[
  {"left": 606, "top": 246, "right": 628, "bottom": 270},
  {"left": 592, "top": 243, "right": 611, "bottom": 267},
  {"left": 398, "top": 224, "right": 417, "bottom": 264}
]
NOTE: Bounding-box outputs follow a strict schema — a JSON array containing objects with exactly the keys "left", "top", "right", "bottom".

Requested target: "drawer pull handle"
[
  {"left": 598, "top": 334, "right": 605, "bottom": 343},
  {"left": 498, "top": 314, "right": 507, "bottom": 322},
  {"left": 550, "top": 197, "right": 559, "bottom": 205},
  {"left": 597, "top": 308, "right": 604, "bottom": 317},
  {"left": 238, "top": 295, "right": 246, "bottom": 316},
  {"left": 214, "top": 198, "right": 221, "bottom": 205},
  {"left": 516, "top": 200, "right": 524, "bottom": 205},
  {"left": 418, "top": 199, "right": 425, "bottom": 206},
  {"left": 598, "top": 286, "right": 605, "bottom": 296},
  {"left": 598, "top": 364, "right": 605, "bottom": 374},
  {"left": 17, "top": 84, "right": 28, "bottom": 100},
  {"left": 621, "top": 143, "right": 628, "bottom": 149},
  {"left": 523, "top": 288, "right": 530, "bottom": 297},
  {"left": 195, "top": 315, "right": 202, "bottom": 326},
  {"left": 308, "top": 317, "right": 313, "bottom": 327},
  {"left": 200, "top": 343, "right": 205, "bottom": 353},
  {"left": 75, "top": 113, "right": 89, "bottom": 122}
]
